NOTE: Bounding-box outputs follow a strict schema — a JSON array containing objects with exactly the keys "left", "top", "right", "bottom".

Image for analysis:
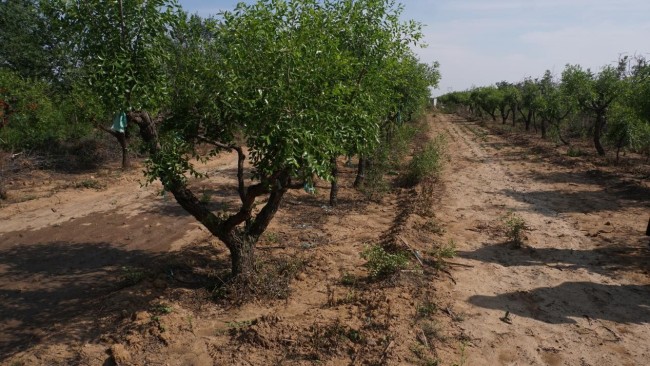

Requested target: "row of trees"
[
  {"left": 0, "top": 0, "right": 439, "bottom": 277},
  {"left": 438, "top": 58, "right": 650, "bottom": 160}
]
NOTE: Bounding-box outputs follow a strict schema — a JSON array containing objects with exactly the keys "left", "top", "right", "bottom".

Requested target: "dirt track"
[
  {"left": 432, "top": 114, "right": 650, "bottom": 366},
  {"left": 1, "top": 113, "right": 649, "bottom": 365}
]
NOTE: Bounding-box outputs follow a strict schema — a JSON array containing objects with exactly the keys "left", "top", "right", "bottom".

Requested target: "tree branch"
[{"left": 196, "top": 135, "right": 247, "bottom": 203}]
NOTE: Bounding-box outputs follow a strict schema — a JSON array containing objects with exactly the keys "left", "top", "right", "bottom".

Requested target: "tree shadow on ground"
[
  {"left": 458, "top": 240, "right": 650, "bottom": 280},
  {"left": 468, "top": 282, "right": 650, "bottom": 324},
  {"left": 499, "top": 188, "right": 649, "bottom": 217},
  {"left": 0, "top": 239, "right": 228, "bottom": 362}
]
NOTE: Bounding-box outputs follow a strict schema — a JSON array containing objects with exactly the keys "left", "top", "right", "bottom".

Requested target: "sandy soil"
[
  {"left": 431, "top": 114, "right": 650, "bottom": 366},
  {"left": 1, "top": 113, "right": 648, "bottom": 365}
]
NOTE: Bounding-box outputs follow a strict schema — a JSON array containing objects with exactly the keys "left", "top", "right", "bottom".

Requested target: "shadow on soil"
[
  {"left": 468, "top": 281, "right": 650, "bottom": 324},
  {"left": 458, "top": 241, "right": 650, "bottom": 281},
  {"left": 460, "top": 242, "right": 650, "bottom": 324},
  {"left": 0, "top": 238, "right": 227, "bottom": 362},
  {"left": 0, "top": 241, "right": 160, "bottom": 360}
]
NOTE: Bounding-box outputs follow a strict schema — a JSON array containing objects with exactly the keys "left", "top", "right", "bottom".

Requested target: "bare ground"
[
  {"left": 1, "top": 113, "right": 648, "bottom": 365},
  {"left": 430, "top": 114, "right": 650, "bottom": 366}
]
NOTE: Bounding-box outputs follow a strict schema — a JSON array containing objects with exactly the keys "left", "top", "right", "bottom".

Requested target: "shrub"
[
  {"left": 405, "top": 135, "right": 446, "bottom": 186},
  {"left": 503, "top": 212, "right": 527, "bottom": 247},
  {"left": 361, "top": 244, "right": 409, "bottom": 279}
]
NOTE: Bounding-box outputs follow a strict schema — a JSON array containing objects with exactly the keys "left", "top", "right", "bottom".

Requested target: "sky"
[{"left": 178, "top": 0, "right": 650, "bottom": 97}]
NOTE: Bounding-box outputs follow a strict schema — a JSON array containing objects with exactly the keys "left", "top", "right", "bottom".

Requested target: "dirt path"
[{"left": 432, "top": 114, "right": 650, "bottom": 366}]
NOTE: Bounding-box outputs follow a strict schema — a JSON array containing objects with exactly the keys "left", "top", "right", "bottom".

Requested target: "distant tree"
[
  {"left": 516, "top": 78, "right": 541, "bottom": 132},
  {"left": 562, "top": 64, "right": 624, "bottom": 155},
  {"left": 537, "top": 70, "right": 574, "bottom": 141}
]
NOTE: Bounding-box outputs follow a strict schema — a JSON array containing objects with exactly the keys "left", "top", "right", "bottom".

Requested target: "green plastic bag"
[{"left": 111, "top": 111, "right": 127, "bottom": 133}]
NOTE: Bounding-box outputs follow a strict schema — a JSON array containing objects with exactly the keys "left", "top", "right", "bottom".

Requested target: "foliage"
[
  {"left": 0, "top": 69, "right": 92, "bottom": 150},
  {"left": 0, "top": 0, "right": 57, "bottom": 80},
  {"left": 439, "top": 55, "right": 650, "bottom": 162},
  {"left": 361, "top": 123, "right": 418, "bottom": 198},
  {"left": 405, "top": 135, "right": 446, "bottom": 186},
  {"left": 48, "top": 0, "right": 181, "bottom": 112},
  {"left": 361, "top": 244, "right": 410, "bottom": 279}
]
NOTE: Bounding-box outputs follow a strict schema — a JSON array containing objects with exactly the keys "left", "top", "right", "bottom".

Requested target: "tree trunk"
[
  {"left": 512, "top": 106, "right": 517, "bottom": 126},
  {"left": 555, "top": 124, "right": 569, "bottom": 145},
  {"left": 500, "top": 107, "right": 509, "bottom": 124},
  {"left": 520, "top": 109, "right": 533, "bottom": 131},
  {"left": 329, "top": 156, "right": 338, "bottom": 207},
  {"left": 594, "top": 113, "right": 606, "bottom": 156},
  {"left": 354, "top": 156, "right": 366, "bottom": 188},
  {"left": 540, "top": 119, "right": 547, "bottom": 139},
  {"left": 116, "top": 131, "right": 129, "bottom": 169},
  {"left": 646, "top": 217, "right": 650, "bottom": 236},
  {"left": 229, "top": 236, "right": 256, "bottom": 277}
]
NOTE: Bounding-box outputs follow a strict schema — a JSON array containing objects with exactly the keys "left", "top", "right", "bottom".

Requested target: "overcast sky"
[{"left": 179, "top": 0, "right": 650, "bottom": 96}]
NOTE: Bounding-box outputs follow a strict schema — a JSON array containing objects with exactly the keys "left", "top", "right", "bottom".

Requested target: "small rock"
[{"left": 605, "top": 221, "right": 611, "bottom": 226}]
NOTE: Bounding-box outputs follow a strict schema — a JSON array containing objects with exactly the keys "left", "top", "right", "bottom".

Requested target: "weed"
[
  {"left": 212, "top": 257, "right": 306, "bottom": 302},
  {"left": 199, "top": 190, "right": 212, "bottom": 204},
  {"left": 416, "top": 298, "right": 438, "bottom": 319},
  {"left": 417, "top": 180, "right": 438, "bottom": 217},
  {"left": 150, "top": 303, "right": 173, "bottom": 314},
  {"left": 421, "top": 320, "right": 447, "bottom": 342},
  {"left": 429, "top": 239, "right": 457, "bottom": 270},
  {"left": 452, "top": 341, "right": 469, "bottom": 366},
  {"left": 567, "top": 146, "right": 584, "bottom": 157},
  {"left": 361, "top": 244, "right": 409, "bottom": 279},
  {"left": 410, "top": 343, "right": 427, "bottom": 359},
  {"left": 361, "top": 123, "right": 419, "bottom": 199},
  {"left": 436, "top": 239, "right": 457, "bottom": 259},
  {"left": 120, "top": 266, "right": 147, "bottom": 285},
  {"left": 75, "top": 179, "right": 104, "bottom": 190},
  {"left": 306, "top": 320, "right": 364, "bottom": 357},
  {"left": 340, "top": 271, "right": 358, "bottom": 287},
  {"left": 264, "top": 231, "right": 280, "bottom": 243},
  {"left": 187, "top": 315, "right": 194, "bottom": 333},
  {"left": 405, "top": 135, "right": 446, "bottom": 186},
  {"left": 419, "top": 219, "right": 445, "bottom": 235},
  {"left": 503, "top": 211, "right": 527, "bottom": 247}
]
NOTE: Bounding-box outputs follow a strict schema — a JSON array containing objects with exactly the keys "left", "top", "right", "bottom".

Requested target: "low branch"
[
  {"left": 197, "top": 134, "right": 247, "bottom": 202},
  {"left": 96, "top": 123, "right": 118, "bottom": 138}
]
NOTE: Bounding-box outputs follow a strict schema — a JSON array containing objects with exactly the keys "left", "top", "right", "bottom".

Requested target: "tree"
[
  {"left": 0, "top": 0, "right": 57, "bottom": 80},
  {"left": 516, "top": 78, "right": 541, "bottom": 131},
  {"left": 143, "top": 0, "right": 428, "bottom": 277},
  {"left": 472, "top": 86, "right": 500, "bottom": 121},
  {"left": 48, "top": 0, "right": 180, "bottom": 168},
  {"left": 537, "top": 70, "right": 574, "bottom": 141},
  {"left": 562, "top": 64, "right": 624, "bottom": 155}
]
